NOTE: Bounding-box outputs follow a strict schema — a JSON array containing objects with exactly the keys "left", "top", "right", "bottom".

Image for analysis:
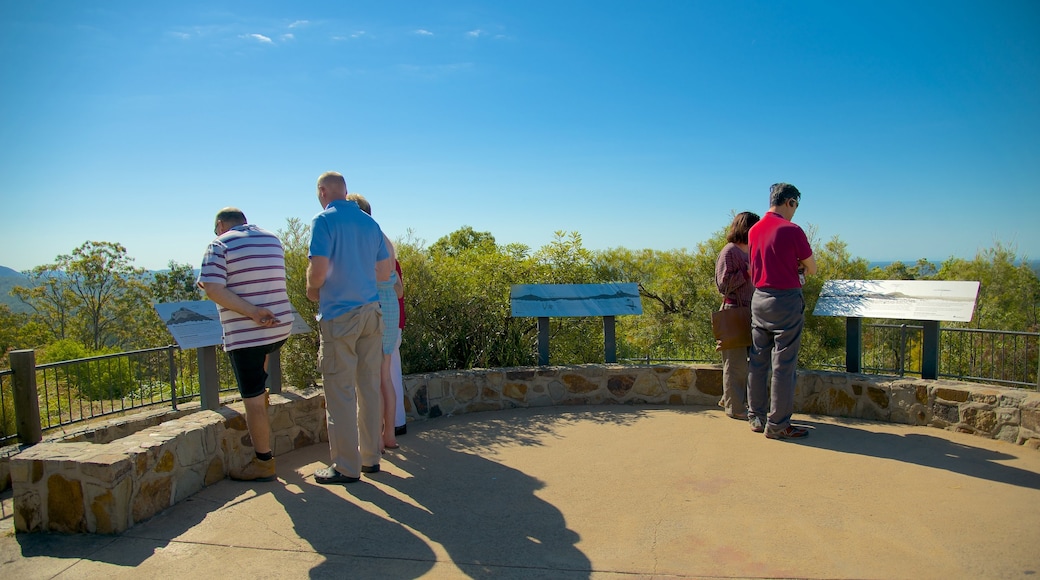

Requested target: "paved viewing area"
[{"left": 2, "top": 404, "right": 1039, "bottom": 579}]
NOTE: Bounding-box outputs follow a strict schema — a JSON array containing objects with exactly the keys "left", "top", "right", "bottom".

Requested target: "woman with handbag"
[{"left": 714, "top": 211, "right": 760, "bottom": 420}]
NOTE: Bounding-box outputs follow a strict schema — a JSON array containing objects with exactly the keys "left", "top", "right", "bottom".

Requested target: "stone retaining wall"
[
  {"left": 399, "top": 364, "right": 1040, "bottom": 448},
  {"left": 10, "top": 388, "right": 326, "bottom": 533},
  {"left": 8, "top": 365, "right": 1039, "bottom": 534}
]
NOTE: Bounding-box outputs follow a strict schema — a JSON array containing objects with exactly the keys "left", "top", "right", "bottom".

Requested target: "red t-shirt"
[{"left": 748, "top": 211, "right": 813, "bottom": 290}]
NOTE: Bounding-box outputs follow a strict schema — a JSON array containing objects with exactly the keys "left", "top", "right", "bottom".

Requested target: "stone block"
[
  {"left": 132, "top": 475, "right": 173, "bottom": 523},
  {"left": 155, "top": 450, "right": 176, "bottom": 473},
  {"left": 176, "top": 428, "right": 208, "bottom": 467},
  {"left": 482, "top": 386, "right": 502, "bottom": 400},
  {"left": 695, "top": 368, "right": 723, "bottom": 397},
  {"left": 14, "top": 488, "right": 42, "bottom": 532},
  {"left": 205, "top": 457, "right": 225, "bottom": 486},
  {"left": 962, "top": 405, "right": 998, "bottom": 434},
  {"left": 607, "top": 375, "right": 634, "bottom": 397},
  {"left": 428, "top": 378, "right": 446, "bottom": 399},
  {"left": 502, "top": 382, "right": 527, "bottom": 401},
  {"left": 174, "top": 468, "right": 204, "bottom": 504},
  {"left": 969, "top": 390, "right": 999, "bottom": 405},
  {"left": 563, "top": 373, "right": 599, "bottom": 394},
  {"left": 633, "top": 373, "right": 663, "bottom": 398},
  {"left": 79, "top": 454, "right": 133, "bottom": 484},
  {"left": 47, "top": 473, "right": 86, "bottom": 533},
  {"left": 801, "top": 388, "right": 856, "bottom": 417},
  {"left": 270, "top": 407, "right": 295, "bottom": 431},
  {"left": 935, "top": 387, "right": 970, "bottom": 403},
  {"left": 866, "top": 386, "right": 890, "bottom": 409},
  {"left": 666, "top": 367, "right": 695, "bottom": 391},
  {"left": 505, "top": 369, "right": 536, "bottom": 381},
  {"left": 932, "top": 402, "right": 960, "bottom": 424},
  {"left": 86, "top": 477, "right": 131, "bottom": 534}
]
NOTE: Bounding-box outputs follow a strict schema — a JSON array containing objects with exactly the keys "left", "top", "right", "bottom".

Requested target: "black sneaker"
[{"left": 314, "top": 466, "right": 360, "bottom": 484}]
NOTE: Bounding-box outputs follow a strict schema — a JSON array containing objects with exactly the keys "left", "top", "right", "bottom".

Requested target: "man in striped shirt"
[{"left": 198, "top": 207, "right": 294, "bottom": 481}]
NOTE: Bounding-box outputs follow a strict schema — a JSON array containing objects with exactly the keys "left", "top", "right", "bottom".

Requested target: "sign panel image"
[
  {"left": 510, "top": 283, "right": 643, "bottom": 318},
  {"left": 813, "top": 280, "right": 980, "bottom": 322}
]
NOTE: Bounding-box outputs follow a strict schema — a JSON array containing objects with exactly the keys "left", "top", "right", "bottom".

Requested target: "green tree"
[
  {"left": 935, "top": 242, "right": 1040, "bottom": 331},
  {"left": 279, "top": 218, "right": 320, "bottom": 388},
  {"left": 151, "top": 260, "right": 201, "bottom": 303},
  {"left": 12, "top": 242, "right": 151, "bottom": 352},
  {"left": 12, "top": 264, "right": 76, "bottom": 341},
  {"left": 429, "top": 225, "right": 497, "bottom": 258},
  {"left": 38, "top": 339, "right": 137, "bottom": 401}
]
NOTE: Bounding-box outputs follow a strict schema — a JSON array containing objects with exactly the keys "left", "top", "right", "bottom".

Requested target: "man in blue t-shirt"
[
  {"left": 747, "top": 183, "right": 817, "bottom": 440},
  {"left": 306, "top": 171, "right": 392, "bottom": 484}
]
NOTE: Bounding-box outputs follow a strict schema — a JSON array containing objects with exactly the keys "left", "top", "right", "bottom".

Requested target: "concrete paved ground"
[{"left": 2, "top": 405, "right": 1039, "bottom": 579}]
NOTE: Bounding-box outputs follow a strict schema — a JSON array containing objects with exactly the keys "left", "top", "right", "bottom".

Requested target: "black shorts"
[{"left": 227, "top": 339, "right": 287, "bottom": 399}]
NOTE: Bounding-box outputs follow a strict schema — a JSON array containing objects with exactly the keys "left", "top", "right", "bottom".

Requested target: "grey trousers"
[{"left": 748, "top": 288, "right": 804, "bottom": 430}]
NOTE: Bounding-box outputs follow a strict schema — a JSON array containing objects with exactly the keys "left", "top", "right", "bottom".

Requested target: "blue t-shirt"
[{"left": 308, "top": 199, "right": 389, "bottom": 320}]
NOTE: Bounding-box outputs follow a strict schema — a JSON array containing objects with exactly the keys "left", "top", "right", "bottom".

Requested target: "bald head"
[{"left": 317, "top": 171, "right": 347, "bottom": 205}]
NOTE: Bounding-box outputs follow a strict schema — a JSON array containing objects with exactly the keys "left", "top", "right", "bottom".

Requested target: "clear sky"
[{"left": 1, "top": 1, "right": 1038, "bottom": 272}]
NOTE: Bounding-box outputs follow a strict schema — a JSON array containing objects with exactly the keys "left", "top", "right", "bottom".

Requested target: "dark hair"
[
  {"left": 769, "top": 183, "right": 801, "bottom": 207},
  {"left": 726, "top": 211, "right": 760, "bottom": 244}
]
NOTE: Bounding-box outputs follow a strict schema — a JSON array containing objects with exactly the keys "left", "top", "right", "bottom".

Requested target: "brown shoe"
[{"left": 230, "top": 457, "right": 276, "bottom": 481}]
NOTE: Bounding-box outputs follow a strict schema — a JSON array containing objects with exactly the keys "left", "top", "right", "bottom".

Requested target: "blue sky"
[{"left": 1, "top": 1, "right": 1038, "bottom": 272}]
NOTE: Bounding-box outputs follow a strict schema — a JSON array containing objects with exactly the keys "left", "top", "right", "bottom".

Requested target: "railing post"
[
  {"left": 167, "top": 346, "right": 178, "bottom": 411},
  {"left": 922, "top": 320, "right": 940, "bottom": 380},
  {"left": 10, "top": 349, "right": 43, "bottom": 445},
  {"left": 537, "top": 317, "right": 550, "bottom": 366},
  {"left": 265, "top": 350, "right": 282, "bottom": 394},
  {"left": 845, "top": 317, "right": 862, "bottom": 373},
  {"left": 197, "top": 346, "right": 221, "bottom": 411},
  {"left": 899, "top": 324, "right": 907, "bottom": 377},
  {"left": 603, "top": 316, "right": 617, "bottom": 364}
]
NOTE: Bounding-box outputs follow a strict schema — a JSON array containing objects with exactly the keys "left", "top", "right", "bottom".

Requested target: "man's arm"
[
  {"left": 303, "top": 258, "right": 328, "bottom": 305},
  {"left": 800, "top": 255, "right": 818, "bottom": 276},
  {"left": 306, "top": 256, "right": 330, "bottom": 302},
  {"left": 376, "top": 256, "right": 392, "bottom": 283},
  {"left": 200, "top": 282, "right": 277, "bottom": 326}
]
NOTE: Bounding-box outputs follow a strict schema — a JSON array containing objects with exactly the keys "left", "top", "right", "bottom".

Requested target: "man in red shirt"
[{"left": 747, "top": 183, "right": 817, "bottom": 439}]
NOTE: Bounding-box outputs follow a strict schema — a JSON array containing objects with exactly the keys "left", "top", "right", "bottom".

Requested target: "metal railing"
[
  {"left": 854, "top": 324, "right": 1038, "bottom": 388},
  {"left": 1, "top": 346, "right": 240, "bottom": 447},
  {"left": 622, "top": 324, "right": 1039, "bottom": 390},
  {"left": 0, "top": 369, "right": 12, "bottom": 446}
]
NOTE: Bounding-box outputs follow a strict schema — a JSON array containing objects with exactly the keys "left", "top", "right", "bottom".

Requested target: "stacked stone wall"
[
  {"left": 10, "top": 388, "right": 326, "bottom": 533},
  {"left": 6, "top": 366, "right": 1039, "bottom": 534},
  {"left": 398, "top": 364, "right": 1040, "bottom": 449}
]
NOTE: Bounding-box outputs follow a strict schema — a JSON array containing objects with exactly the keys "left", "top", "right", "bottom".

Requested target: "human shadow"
[
  {"left": 796, "top": 418, "right": 1040, "bottom": 490},
  {"left": 345, "top": 407, "right": 604, "bottom": 579},
  {"left": 269, "top": 451, "right": 436, "bottom": 579}
]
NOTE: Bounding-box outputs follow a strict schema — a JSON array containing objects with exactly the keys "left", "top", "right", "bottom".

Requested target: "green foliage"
[
  {"left": 151, "top": 261, "right": 201, "bottom": 303},
  {"left": 6, "top": 227, "right": 1038, "bottom": 392},
  {"left": 39, "top": 339, "right": 138, "bottom": 400},
  {"left": 12, "top": 241, "right": 152, "bottom": 351},
  {"left": 279, "top": 218, "right": 321, "bottom": 388},
  {"left": 936, "top": 243, "right": 1040, "bottom": 331},
  {"left": 400, "top": 229, "right": 539, "bottom": 371}
]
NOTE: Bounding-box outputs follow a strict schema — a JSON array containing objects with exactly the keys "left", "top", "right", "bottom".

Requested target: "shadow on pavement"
[
  {"left": 797, "top": 418, "right": 1040, "bottom": 490},
  {"left": 347, "top": 412, "right": 594, "bottom": 579}
]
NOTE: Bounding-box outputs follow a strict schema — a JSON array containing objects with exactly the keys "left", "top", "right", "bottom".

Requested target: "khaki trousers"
[{"left": 318, "top": 302, "right": 383, "bottom": 477}]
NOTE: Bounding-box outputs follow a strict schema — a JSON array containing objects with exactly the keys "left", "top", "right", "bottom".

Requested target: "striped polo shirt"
[{"left": 198, "top": 224, "right": 294, "bottom": 351}]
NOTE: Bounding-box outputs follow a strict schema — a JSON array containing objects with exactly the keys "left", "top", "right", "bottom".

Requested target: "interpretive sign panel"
[
  {"left": 154, "top": 301, "right": 312, "bottom": 349},
  {"left": 510, "top": 283, "right": 643, "bottom": 318},
  {"left": 813, "top": 280, "right": 979, "bottom": 322}
]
